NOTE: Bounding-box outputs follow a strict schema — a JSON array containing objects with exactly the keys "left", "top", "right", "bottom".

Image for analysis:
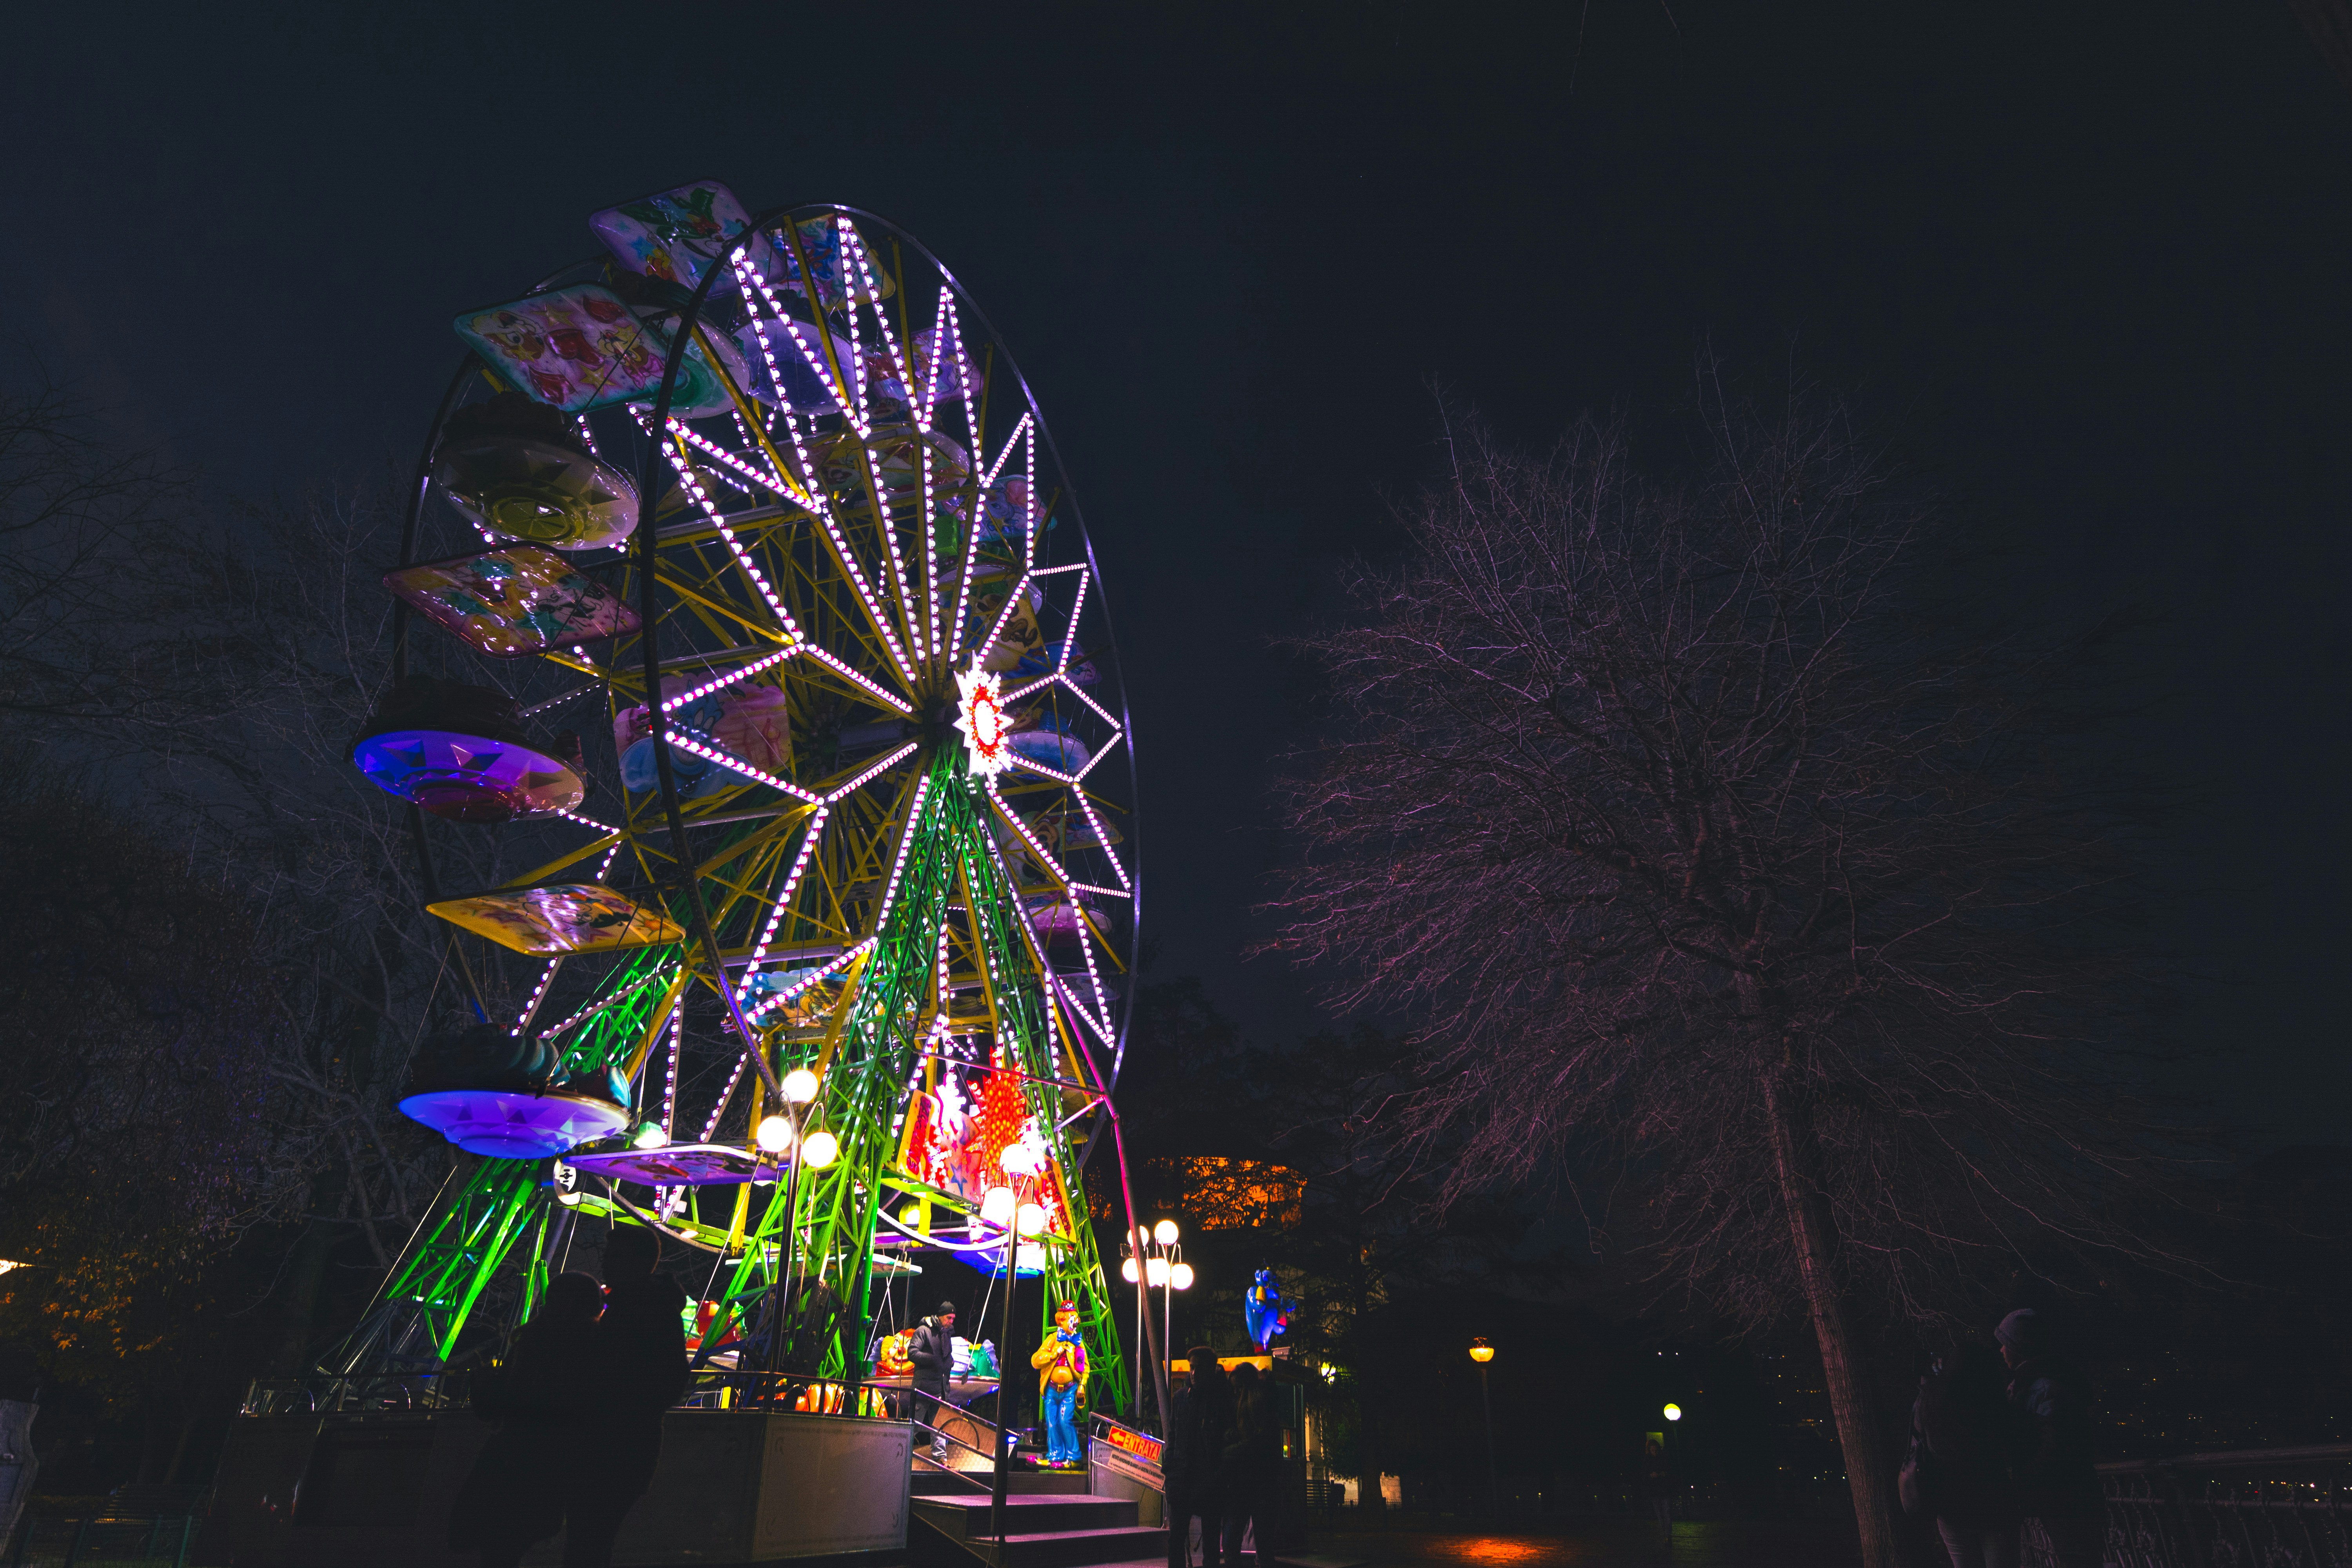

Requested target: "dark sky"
[{"left": 8, "top": 3, "right": 2347, "bottom": 1143}]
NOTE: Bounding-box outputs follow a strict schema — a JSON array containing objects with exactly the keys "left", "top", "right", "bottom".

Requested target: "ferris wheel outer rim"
[{"left": 395, "top": 200, "right": 1145, "bottom": 1119}]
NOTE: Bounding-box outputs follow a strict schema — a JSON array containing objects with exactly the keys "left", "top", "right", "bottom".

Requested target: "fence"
[
  {"left": 243, "top": 1366, "right": 903, "bottom": 1419},
  {"left": 4, "top": 1514, "right": 197, "bottom": 1568},
  {"left": 2019, "top": 1444, "right": 2352, "bottom": 1568}
]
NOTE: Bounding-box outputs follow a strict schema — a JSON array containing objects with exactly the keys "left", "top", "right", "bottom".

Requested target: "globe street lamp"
[
  {"left": 1469, "top": 1339, "right": 1498, "bottom": 1513},
  {"left": 753, "top": 1065, "right": 826, "bottom": 1380},
  {"left": 1123, "top": 1221, "right": 1189, "bottom": 1427}
]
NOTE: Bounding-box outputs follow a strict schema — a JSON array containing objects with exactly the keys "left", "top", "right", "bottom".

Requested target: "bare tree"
[
  {"left": 0, "top": 376, "right": 205, "bottom": 735},
  {"left": 1264, "top": 385, "right": 2180, "bottom": 1567}
]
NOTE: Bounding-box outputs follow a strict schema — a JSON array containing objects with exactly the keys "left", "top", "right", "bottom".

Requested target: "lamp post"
[
  {"left": 1469, "top": 1339, "right": 1497, "bottom": 1514},
  {"left": 1124, "top": 1220, "right": 1191, "bottom": 1430},
  {"left": 753, "top": 1067, "right": 828, "bottom": 1383}
]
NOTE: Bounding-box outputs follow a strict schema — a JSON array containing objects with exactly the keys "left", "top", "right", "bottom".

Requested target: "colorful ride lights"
[
  {"left": 1663, "top": 1403, "right": 1683, "bottom": 1422},
  {"left": 1469, "top": 1339, "right": 1495, "bottom": 1364},
  {"left": 633, "top": 1122, "right": 670, "bottom": 1150}
]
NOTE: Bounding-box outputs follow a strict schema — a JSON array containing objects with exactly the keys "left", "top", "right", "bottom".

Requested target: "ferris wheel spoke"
[{"left": 730, "top": 807, "right": 830, "bottom": 1002}]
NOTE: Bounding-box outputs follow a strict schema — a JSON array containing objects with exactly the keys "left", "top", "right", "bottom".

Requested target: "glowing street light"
[
  {"left": 1122, "top": 1220, "right": 1191, "bottom": 1422},
  {"left": 1663, "top": 1403, "right": 1682, "bottom": 1422},
  {"left": 780, "top": 1066, "right": 820, "bottom": 1104},
  {"left": 800, "top": 1129, "right": 838, "bottom": 1169},
  {"left": 1470, "top": 1339, "right": 1498, "bottom": 1512},
  {"left": 755, "top": 1115, "right": 795, "bottom": 1153},
  {"left": 1015, "top": 1202, "right": 1047, "bottom": 1238}
]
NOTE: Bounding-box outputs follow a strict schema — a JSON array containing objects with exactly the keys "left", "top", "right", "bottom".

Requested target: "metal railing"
[
  {"left": 5, "top": 1513, "right": 197, "bottom": 1568},
  {"left": 240, "top": 1371, "right": 471, "bottom": 1415},
  {"left": 241, "top": 1366, "right": 913, "bottom": 1421},
  {"left": 2021, "top": 1444, "right": 2352, "bottom": 1568}
]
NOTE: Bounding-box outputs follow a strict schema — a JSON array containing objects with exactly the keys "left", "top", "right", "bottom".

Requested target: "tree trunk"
[{"left": 1762, "top": 1066, "right": 1898, "bottom": 1568}]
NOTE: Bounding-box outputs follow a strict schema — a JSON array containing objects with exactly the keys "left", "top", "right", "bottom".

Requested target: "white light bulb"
[
  {"left": 755, "top": 1115, "right": 794, "bottom": 1153},
  {"left": 1121, "top": 1257, "right": 1140, "bottom": 1283},
  {"left": 1145, "top": 1256, "right": 1170, "bottom": 1287},
  {"left": 980, "top": 1186, "right": 1016, "bottom": 1227},
  {"left": 782, "top": 1067, "right": 820, "bottom": 1105},
  {"left": 1153, "top": 1219, "right": 1179, "bottom": 1246},
  {"left": 1016, "top": 1202, "right": 1047, "bottom": 1237},
  {"left": 800, "top": 1130, "right": 838, "bottom": 1169},
  {"left": 1170, "top": 1262, "right": 1195, "bottom": 1292}
]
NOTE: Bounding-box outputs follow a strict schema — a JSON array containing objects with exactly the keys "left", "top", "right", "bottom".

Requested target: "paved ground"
[{"left": 1303, "top": 1521, "right": 1865, "bottom": 1568}]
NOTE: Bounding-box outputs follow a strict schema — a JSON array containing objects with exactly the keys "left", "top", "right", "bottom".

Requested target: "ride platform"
[{"left": 202, "top": 1405, "right": 911, "bottom": 1567}]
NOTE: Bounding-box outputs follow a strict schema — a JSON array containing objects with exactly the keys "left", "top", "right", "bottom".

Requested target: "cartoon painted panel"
[
  {"left": 454, "top": 285, "right": 665, "bottom": 413},
  {"left": 613, "top": 674, "right": 794, "bottom": 797},
  {"left": 384, "top": 546, "right": 641, "bottom": 657},
  {"left": 428, "top": 884, "right": 684, "bottom": 956},
  {"left": 895, "top": 1060, "right": 1072, "bottom": 1236},
  {"left": 590, "top": 180, "right": 775, "bottom": 290}
]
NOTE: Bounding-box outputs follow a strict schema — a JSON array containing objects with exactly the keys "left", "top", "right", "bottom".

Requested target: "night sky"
[{"left": 8, "top": 3, "right": 2347, "bottom": 1143}]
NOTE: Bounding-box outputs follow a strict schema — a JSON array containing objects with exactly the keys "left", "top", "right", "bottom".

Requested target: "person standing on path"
[
  {"left": 448, "top": 1270, "right": 605, "bottom": 1568},
  {"left": 1219, "top": 1362, "right": 1279, "bottom": 1568},
  {"left": 910, "top": 1301, "right": 958, "bottom": 1466},
  {"left": 561, "top": 1226, "right": 687, "bottom": 1568},
  {"left": 1907, "top": 1343, "right": 2021, "bottom": 1568},
  {"left": 1996, "top": 1309, "right": 2103, "bottom": 1568},
  {"left": 1162, "top": 1349, "right": 1234, "bottom": 1568}
]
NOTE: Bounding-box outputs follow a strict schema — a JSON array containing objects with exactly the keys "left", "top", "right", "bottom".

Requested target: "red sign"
[{"left": 1101, "top": 1421, "right": 1163, "bottom": 1467}]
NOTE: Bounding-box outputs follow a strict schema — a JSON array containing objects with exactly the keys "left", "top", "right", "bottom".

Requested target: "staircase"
[{"left": 909, "top": 1468, "right": 1164, "bottom": 1568}]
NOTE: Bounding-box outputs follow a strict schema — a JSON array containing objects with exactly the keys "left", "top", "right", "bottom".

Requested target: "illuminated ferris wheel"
[{"left": 345, "top": 181, "right": 1139, "bottom": 1403}]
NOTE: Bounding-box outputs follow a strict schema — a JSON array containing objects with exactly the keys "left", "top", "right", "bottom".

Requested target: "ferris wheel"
[{"left": 344, "top": 182, "right": 1140, "bottom": 1406}]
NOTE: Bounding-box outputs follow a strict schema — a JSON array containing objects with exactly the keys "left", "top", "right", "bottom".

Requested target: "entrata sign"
[{"left": 1096, "top": 1418, "right": 1163, "bottom": 1469}]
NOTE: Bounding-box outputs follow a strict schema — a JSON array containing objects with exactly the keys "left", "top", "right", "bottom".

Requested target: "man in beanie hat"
[
  {"left": 911, "top": 1301, "right": 959, "bottom": 1466},
  {"left": 1996, "top": 1308, "right": 2103, "bottom": 1568},
  {"left": 1031, "top": 1299, "right": 1089, "bottom": 1467}
]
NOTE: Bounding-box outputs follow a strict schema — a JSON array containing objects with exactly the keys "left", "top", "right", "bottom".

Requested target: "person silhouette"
[
  {"left": 449, "top": 1270, "right": 603, "bottom": 1568},
  {"left": 559, "top": 1225, "right": 687, "bottom": 1567}
]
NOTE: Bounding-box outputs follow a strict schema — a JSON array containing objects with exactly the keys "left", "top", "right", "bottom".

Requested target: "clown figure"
[{"left": 1030, "top": 1299, "right": 1088, "bottom": 1467}]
